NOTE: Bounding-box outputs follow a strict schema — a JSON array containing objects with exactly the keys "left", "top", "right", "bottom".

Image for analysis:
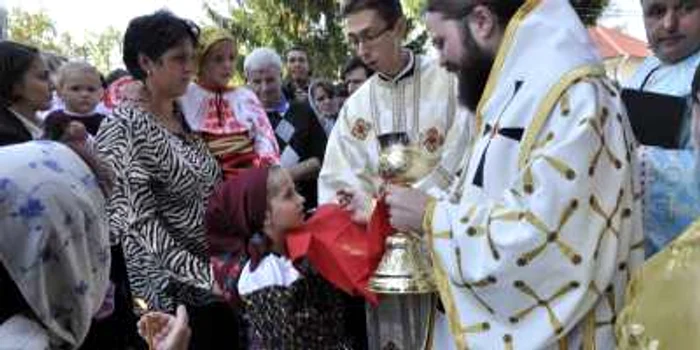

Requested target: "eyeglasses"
[{"left": 347, "top": 24, "right": 394, "bottom": 49}]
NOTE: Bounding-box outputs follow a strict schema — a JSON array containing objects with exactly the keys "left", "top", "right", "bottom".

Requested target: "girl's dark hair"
[
  {"left": 0, "top": 41, "right": 40, "bottom": 107},
  {"left": 123, "top": 10, "right": 200, "bottom": 81}
]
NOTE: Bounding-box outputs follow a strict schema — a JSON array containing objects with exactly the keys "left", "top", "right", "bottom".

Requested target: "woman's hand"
[{"left": 137, "top": 305, "right": 191, "bottom": 350}]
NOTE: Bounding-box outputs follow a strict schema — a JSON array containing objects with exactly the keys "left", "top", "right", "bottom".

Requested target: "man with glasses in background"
[{"left": 319, "top": 0, "right": 468, "bottom": 224}]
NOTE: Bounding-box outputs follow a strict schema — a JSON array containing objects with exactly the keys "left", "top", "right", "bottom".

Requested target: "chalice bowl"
[{"left": 366, "top": 132, "right": 439, "bottom": 350}]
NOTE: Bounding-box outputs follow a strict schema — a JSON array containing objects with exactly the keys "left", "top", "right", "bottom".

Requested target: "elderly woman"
[
  {"left": 0, "top": 141, "right": 110, "bottom": 349},
  {"left": 244, "top": 47, "right": 326, "bottom": 210},
  {"left": 96, "top": 11, "right": 237, "bottom": 349}
]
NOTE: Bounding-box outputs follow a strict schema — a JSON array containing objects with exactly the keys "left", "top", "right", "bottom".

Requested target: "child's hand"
[
  {"left": 137, "top": 305, "right": 191, "bottom": 350},
  {"left": 337, "top": 188, "right": 375, "bottom": 225}
]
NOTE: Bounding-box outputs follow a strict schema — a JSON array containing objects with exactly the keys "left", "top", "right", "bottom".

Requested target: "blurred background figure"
[
  {"left": 308, "top": 79, "right": 339, "bottom": 136},
  {"left": 342, "top": 56, "right": 374, "bottom": 95},
  {"left": 0, "top": 41, "right": 53, "bottom": 145},
  {"left": 244, "top": 47, "right": 326, "bottom": 210},
  {"left": 283, "top": 45, "right": 311, "bottom": 103}
]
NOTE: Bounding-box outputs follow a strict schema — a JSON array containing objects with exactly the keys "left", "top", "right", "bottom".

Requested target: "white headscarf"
[
  {"left": 0, "top": 141, "right": 110, "bottom": 349},
  {"left": 308, "top": 80, "right": 337, "bottom": 136}
]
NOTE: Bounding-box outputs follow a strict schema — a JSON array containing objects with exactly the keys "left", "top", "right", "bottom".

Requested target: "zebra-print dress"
[{"left": 96, "top": 105, "right": 221, "bottom": 312}]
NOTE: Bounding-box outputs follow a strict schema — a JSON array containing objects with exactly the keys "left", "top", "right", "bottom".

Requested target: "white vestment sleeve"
[{"left": 427, "top": 80, "right": 639, "bottom": 349}]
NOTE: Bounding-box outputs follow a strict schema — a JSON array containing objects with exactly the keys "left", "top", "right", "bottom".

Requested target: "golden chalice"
[{"left": 366, "top": 132, "right": 438, "bottom": 350}]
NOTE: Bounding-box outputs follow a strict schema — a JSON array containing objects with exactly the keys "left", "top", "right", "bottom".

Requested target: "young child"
[
  {"left": 205, "top": 166, "right": 351, "bottom": 349},
  {"left": 181, "top": 27, "right": 280, "bottom": 179},
  {"left": 44, "top": 61, "right": 106, "bottom": 136}
]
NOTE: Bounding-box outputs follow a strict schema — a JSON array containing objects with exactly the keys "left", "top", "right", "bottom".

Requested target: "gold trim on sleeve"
[
  {"left": 517, "top": 64, "right": 606, "bottom": 170},
  {"left": 422, "top": 196, "right": 438, "bottom": 236}
]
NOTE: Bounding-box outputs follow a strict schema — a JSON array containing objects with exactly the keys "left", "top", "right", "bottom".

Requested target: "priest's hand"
[
  {"left": 385, "top": 185, "right": 430, "bottom": 233},
  {"left": 337, "top": 188, "right": 374, "bottom": 224}
]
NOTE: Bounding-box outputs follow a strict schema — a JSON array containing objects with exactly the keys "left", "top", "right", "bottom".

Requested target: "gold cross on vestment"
[
  {"left": 509, "top": 280, "right": 581, "bottom": 335},
  {"left": 590, "top": 189, "right": 631, "bottom": 259},
  {"left": 517, "top": 199, "right": 582, "bottom": 266}
]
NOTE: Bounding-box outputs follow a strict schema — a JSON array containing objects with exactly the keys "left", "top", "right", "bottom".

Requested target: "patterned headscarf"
[
  {"left": 206, "top": 167, "right": 269, "bottom": 256},
  {"left": 0, "top": 141, "right": 110, "bottom": 349},
  {"left": 196, "top": 27, "right": 236, "bottom": 79},
  {"left": 206, "top": 167, "right": 271, "bottom": 304}
]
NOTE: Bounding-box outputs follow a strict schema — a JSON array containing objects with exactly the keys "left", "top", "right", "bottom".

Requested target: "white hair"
[{"left": 243, "top": 47, "right": 283, "bottom": 76}]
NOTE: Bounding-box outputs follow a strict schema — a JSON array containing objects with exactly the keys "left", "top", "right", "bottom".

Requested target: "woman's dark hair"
[
  {"left": 312, "top": 80, "right": 336, "bottom": 100},
  {"left": 341, "top": 0, "right": 403, "bottom": 26},
  {"left": 0, "top": 41, "right": 40, "bottom": 107},
  {"left": 123, "top": 10, "right": 200, "bottom": 81},
  {"left": 105, "top": 68, "right": 130, "bottom": 87}
]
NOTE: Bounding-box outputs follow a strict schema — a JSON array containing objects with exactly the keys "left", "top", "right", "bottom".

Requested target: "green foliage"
[
  {"left": 206, "top": 0, "right": 347, "bottom": 80},
  {"left": 206, "top": 0, "right": 428, "bottom": 81},
  {"left": 8, "top": 8, "right": 123, "bottom": 73},
  {"left": 8, "top": 8, "right": 62, "bottom": 54}
]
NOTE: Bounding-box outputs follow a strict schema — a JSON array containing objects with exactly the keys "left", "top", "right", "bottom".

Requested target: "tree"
[
  {"left": 8, "top": 8, "right": 123, "bottom": 73},
  {"left": 82, "top": 27, "right": 124, "bottom": 73},
  {"left": 205, "top": 0, "right": 429, "bottom": 81},
  {"left": 206, "top": 0, "right": 347, "bottom": 80},
  {"left": 7, "top": 8, "right": 63, "bottom": 54}
]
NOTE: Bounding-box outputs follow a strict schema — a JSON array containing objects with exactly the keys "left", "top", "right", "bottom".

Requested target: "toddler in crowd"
[{"left": 44, "top": 61, "right": 106, "bottom": 136}]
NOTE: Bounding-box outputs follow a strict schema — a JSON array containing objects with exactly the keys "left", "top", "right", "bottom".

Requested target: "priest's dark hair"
[
  {"left": 341, "top": 0, "right": 403, "bottom": 25},
  {"left": 122, "top": 10, "right": 200, "bottom": 81},
  {"left": 425, "top": 0, "right": 524, "bottom": 30}
]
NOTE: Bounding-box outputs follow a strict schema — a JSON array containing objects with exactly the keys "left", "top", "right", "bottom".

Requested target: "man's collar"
[
  {"left": 377, "top": 50, "right": 416, "bottom": 84},
  {"left": 669, "top": 49, "right": 700, "bottom": 67}
]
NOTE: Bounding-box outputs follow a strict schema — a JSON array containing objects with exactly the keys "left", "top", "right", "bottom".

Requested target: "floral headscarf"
[{"left": 0, "top": 141, "right": 110, "bottom": 349}]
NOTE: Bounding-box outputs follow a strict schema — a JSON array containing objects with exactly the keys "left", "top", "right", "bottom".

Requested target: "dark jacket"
[
  {"left": 0, "top": 106, "right": 32, "bottom": 146},
  {"left": 266, "top": 100, "right": 327, "bottom": 210},
  {"left": 282, "top": 79, "right": 309, "bottom": 104}
]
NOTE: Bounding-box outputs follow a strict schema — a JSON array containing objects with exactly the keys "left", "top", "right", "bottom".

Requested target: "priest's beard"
[{"left": 457, "top": 28, "right": 495, "bottom": 112}]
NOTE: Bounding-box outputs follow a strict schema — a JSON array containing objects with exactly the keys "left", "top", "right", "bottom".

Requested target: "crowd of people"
[{"left": 2, "top": 0, "right": 700, "bottom": 349}]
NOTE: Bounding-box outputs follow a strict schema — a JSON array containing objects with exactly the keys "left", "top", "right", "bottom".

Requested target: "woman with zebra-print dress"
[{"left": 96, "top": 11, "right": 240, "bottom": 349}]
